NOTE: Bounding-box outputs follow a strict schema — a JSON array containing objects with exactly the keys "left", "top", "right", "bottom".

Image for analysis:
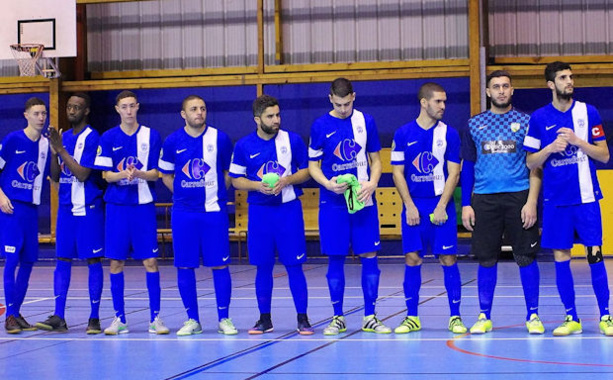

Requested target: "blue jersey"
[
  {"left": 230, "top": 130, "right": 308, "bottom": 205},
  {"left": 158, "top": 126, "right": 232, "bottom": 212},
  {"left": 94, "top": 125, "right": 161, "bottom": 205},
  {"left": 524, "top": 101, "right": 605, "bottom": 206},
  {"left": 57, "top": 125, "right": 104, "bottom": 215},
  {"left": 308, "top": 110, "right": 381, "bottom": 207},
  {"left": 391, "top": 120, "right": 460, "bottom": 199},
  {"left": 462, "top": 109, "right": 531, "bottom": 194},
  {"left": 0, "top": 130, "right": 50, "bottom": 205}
]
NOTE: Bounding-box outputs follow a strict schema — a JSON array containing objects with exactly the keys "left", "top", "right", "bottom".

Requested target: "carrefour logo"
[
  {"left": 257, "top": 161, "right": 286, "bottom": 179},
  {"left": 17, "top": 161, "right": 40, "bottom": 182},
  {"left": 182, "top": 158, "right": 211, "bottom": 180},
  {"left": 412, "top": 152, "right": 439, "bottom": 174},
  {"left": 60, "top": 162, "right": 72, "bottom": 176},
  {"left": 116, "top": 156, "right": 143, "bottom": 171},
  {"left": 333, "top": 139, "right": 362, "bottom": 161}
]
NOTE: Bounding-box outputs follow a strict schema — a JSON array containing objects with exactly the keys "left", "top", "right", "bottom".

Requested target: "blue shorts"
[
  {"left": 0, "top": 201, "right": 38, "bottom": 263},
  {"left": 248, "top": 199, "right": 307, "bottom": 266},
  {"left": 542, "top": 201, "right": 602, "bottom": 250},
  {"left": 172, "top": 207, "right": 230, "bottom": 268},
  {"left": 105, "top": 202, "right": 159, "bottom": 261},
  {"left": 56, "top": 201, "right": 105, "bottom": 260},
  {"left": 319, "top": 202, "right": 380, "bottom": 256},
  {"left": 401, "top": 197, "right": 457, "bottom": 256}
]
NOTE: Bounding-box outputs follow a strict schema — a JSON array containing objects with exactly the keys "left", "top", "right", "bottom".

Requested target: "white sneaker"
[
  {"left": 362, "top": 314, "right": 392, "bottom": 334},
  {"left": 323, "top": 315, "right": 347, "bottom": 336},
  {"left": 104, "top": 317, "right": 129, "bottom": 335},
  {"left": 218, "top": 318, "right": 238, "bottom": 335},
  {"left": 177, "top": 319, "right": 203, "bottom": 336},
  {"left": 149, "top": 316, "right": 170, "bottom": 335}
]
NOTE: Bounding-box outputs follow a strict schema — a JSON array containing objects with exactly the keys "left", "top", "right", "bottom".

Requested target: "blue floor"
[{"left": 1, "top": 257, "right": 612, "bottom": 379}]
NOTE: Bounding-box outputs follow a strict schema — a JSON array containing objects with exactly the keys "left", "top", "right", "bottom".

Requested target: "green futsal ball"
[{"left": 262, "top": 173, "right": 280, "bottom": 188}]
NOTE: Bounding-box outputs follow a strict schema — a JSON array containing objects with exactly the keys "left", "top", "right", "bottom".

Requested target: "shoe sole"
[
  {"left": 177, "top": 330, "right": 203, "bottom": 336},
  {"left": 469, "top": 328, "right": 492, "bottom": 334},
  {"left": 363, "top": 329, "right": 392, "bottom": 334},
  {"left": 248, "top": 328, "right": 273, "bottom": 335},
  {"left": 450, "top": 328, "right": 468, "bottom": 334},
  {"left": 105, "top": 329, "right": 129, "bottom": 335},
  {"left": 298, "top": 330, "right": 315, "bottom": 335},
  {"left": 553, "top": 329, "right": 582, "bottom": 336},
  {"left": 86, "top": 329, "right": 102, "bottom": 335},
  {"left": 35, "top": 323, "right": 54, "bottom": 331},
  {"left": 6, "top": 329, "right": 22, "bottom": 334},
  {"left": 20, "top": 327, "right": 38, "bottom": 331},
  {"left": 36, "top": 323, "right": 68, "bottom": 333},
  {"left": 149, "top": 329, "right": 170, "bottom": 335}
]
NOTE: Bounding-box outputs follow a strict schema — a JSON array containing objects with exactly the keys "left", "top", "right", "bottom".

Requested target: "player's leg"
[
  {"left": 86, "top": 257, "right": 103, "bottom": 334},
  {"left": 12, "top": 203, "right": 38, "bottom": 332},
  {"left": 83, "top": 201, "right": 105, "bottom": 334},
  {"left": 1, "top": 210, "right": 24, "bottom": 333},
  {"left": 104, "top": 203, "right": 130, "bottom": 335}
]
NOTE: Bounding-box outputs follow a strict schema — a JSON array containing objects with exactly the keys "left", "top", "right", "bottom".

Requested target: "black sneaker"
[
  {"left": 36, "top": 315, "right": 68, "bottom": 332},
  {"left": 15, "top": 314, "right": 37, "bottom": 331},
  {"left": 248, "top": 319, "right": 274, "bottom": 335},
  {"left": 86, "top": 318, "right": 102, "bottom": 335},
  {"left": 297, "top": 314, "right": 314, "bottom": 335},
  {"left": 5, "top": 316, "right": 22, "bottom": 334}
]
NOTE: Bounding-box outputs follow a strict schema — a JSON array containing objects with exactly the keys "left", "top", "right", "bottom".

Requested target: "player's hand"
[
  {"left": 0, "top": 193, "right": 14, "bottom": 215},
  {"left": 326, "top": 176, "right": 348, "bottom": 194},
  {"left": 548, "top": 134, "right": 568, "bottom": 154},
  {"left": 557, "top": 127, "right": 580, "bottom": 146},
  {"left": 48, "top": 126, "right": 64, "bottom": 155},
  {"left": 432, "top": 205, "right": 447, "bottom": 225},
  {"left": 405, "top": 203, "right": 420, "bottom": 226},
  {"left": 272, "top": 176, "right": 290, "bottom": 196},
  {"left": 462, "top": 205, "right": 475, "bottom": 232},
  {"left": 521, "top": 201, "right": 537, "bottom": 229},
  {"left": 258, "top": 181, "right": 275, "bottom": 196},
  {"left": 357, "top": 180, "right": 377, "bottom": 203}
]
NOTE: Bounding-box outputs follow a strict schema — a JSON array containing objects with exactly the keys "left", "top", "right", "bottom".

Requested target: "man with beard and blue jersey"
[
  {"left": 391, "top": 82, "right": 464, "bottom": 334},
  {"left": 524, "top": 61, "right": 612, "bottom": 336},
  {"left": 461, "top": 71, "right": 543, "bottom": 335},
  {"left": 308, "top": 78, "right": 391, "bottom": 335},
  {"left": 159, "top": 95, "right": 236, "bottom": 336},
  {"left": 230, "top": 95, "right": 314, "bottom": 335},
  {"left": 36, "top": 93, "right": 105, "bottom": 334},
  {"left": 94, "top": 90, "right": 169, "bottom": 335},
  {"left": 1, "top": 97, "right": 50, "bottom": 334}
]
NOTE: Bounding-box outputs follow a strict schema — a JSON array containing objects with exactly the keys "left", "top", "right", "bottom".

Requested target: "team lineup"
[{"left": 1, "top": 61, "right": 612, "bottom": 337}]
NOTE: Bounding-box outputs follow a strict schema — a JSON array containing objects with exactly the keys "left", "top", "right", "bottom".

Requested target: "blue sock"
[
  {"left": 110, "top": 272, "right": 126, "bottom": 323},
  {"left": 555, "top": 260, "right": 578, "bottom": 321},
  {"left": 327, "top": 255, "right": 346, "bottom": 316},
  {"left": 478, "top": 264, "right": 497, "bottom": 320},
  {"left": 146, "top": 271, "right": 161, "bottom": 322},
  {"left": 443, "top": 263, "right": 462, "bottom": 317},
  {"left": 177, "top": 268, "right": 199, "bottom": 322},
  {"left": 14, "top": 262, "right": 33, "bottom": 314},
  {"left": 589, "top": 261, "right": 610, "bottom": 317},
  {"left": 88, "top": 262, "right": 103, "bottom": 319},
  {"left": 212, "top": 267, "right": 232, "bottom": 320},
  {"left": 3, "top": 253, "right": 19, "bottom": 317},
  {"left": 286, "top": 264, "right": 308, "bottom": 315},
  {"left": 403, "top": 264, "right": 421, "bottom": 316},
  {"left": 255, "top": 262, "right": 274, "bottom": 315},
  {"left": 53, "top": 260, "right": 72, "bottom": 319},
  {"left": 519, "top": 260, "right": 540, "bottom": 320},
  {"left": 361, "top": 256, "right": 380, "bottom": 316}
]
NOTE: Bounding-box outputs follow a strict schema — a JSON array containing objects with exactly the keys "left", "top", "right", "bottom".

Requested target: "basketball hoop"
[{"left": 10, "top": 43, "right": 45, "bottom": 77}]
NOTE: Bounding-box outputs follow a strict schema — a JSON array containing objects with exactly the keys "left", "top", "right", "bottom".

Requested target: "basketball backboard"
[{"left": 0, "top": 0, "right": 76, "bottom": 60}]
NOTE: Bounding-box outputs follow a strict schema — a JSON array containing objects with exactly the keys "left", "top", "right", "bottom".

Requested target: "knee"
[
  {"left": 404, "top": 253, "right": 422, "bottom": 266},
  {"left": 143, "top": 258, "right": 158, "bottom": 272},
  {"left": 439, "top": 255, "right": 456, "bottom": 267}
]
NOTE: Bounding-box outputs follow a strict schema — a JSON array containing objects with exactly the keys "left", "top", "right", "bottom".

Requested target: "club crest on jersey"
[
  {"left": 333, "top": 139, "right": 362, "bottom": 161},
  {"left": 96, "top": 146, "right": 102, "bottom": 156},
  {"left": 182, "top": 158, "right": 211, "bottom": 179},
  {"left": 207, "top": 144, "right": 214, "bottom": 153},
  {"left": 78, "top": 142, "right": 84, "bottom": 150},
  {"left": 578, "top": 119, "right": 585, "bottom": 128},
  {"left": 141, "top": 143, "right": 149, "bottom": 152},
  {"left": 17, "top": 161, "right": 40, "bottom": 182},
  {"left": 510, "top": 122, "right": 520, "bottom": 133},
  {"left": 117, "top": 156, "right": 143, "bottom": 171},
  {"left": 412, "top": 152, "right": 439, "bottom": 174},
  {"left": 280, "top": 146, "right": 288, "bottom": 155},
  {"left": 257, "top": 161, "right": 286, "bottom": 179}
]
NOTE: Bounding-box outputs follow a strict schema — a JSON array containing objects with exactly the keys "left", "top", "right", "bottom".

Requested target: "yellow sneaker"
[
  {"left": 526, "top": 313, "right": 545, "bottom": 334},
  {"left": 394, "top": 315, "right": 421, "bottom": 334},
  {"left": 599, "top": 315, "right": 613, "bottom": 336},
  {"left": 553, "top": 315, "right": 582, "bottom": 336},
  {"left": 448, "top": 316, "right": 467, "bottom": 334},
  {"left": 470, "top": 313, "right": 492, "bottom": 334}
]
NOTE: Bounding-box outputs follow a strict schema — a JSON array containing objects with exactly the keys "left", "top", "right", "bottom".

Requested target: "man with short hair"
[
  {"left": 95, "top": 90, "right": 169, "bottom": 335},
  {"left": 462, "top": 70, "right": 543, "bottom": 334},
  {"left": 391, "top": 82, "right": 465, "bottom": 334},
  {"left": 230, "top": 94, "right": 314, "bottom": 335},
  {"left": 0, "top": 97, "right": 50, "bottom": 333},
  {"left": 159, "top": 95, "right": 236, "bottom": 336},
  {"left": 36, "top": 93, "right": 105, "bottom": 334},
  {"left": 524, "top": 61, "right": 612, "bottom": 336},
  {"left": 308, "top": 78, "right": 391, "bottom": 335}
]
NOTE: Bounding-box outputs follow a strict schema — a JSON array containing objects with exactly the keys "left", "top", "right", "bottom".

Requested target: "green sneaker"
[
  {"left": 362, "top": 314, "right": 392, "bottom": 334},
  {"left": 526, "top": 313, "right": 545, "bottom": 334},
  {"left": 553, "top": 315, "right": 582, "bottom": 336},
  {"left": 599, "top": 315, "right": 613, "bottom": 336},
  {"left": 470, "top": 313, "right": 492, "bottom": 334},
  {"left": 218, "top": 318, "right": 238, "bottom": 335},
  {"left": 323, "top": 315, "right": 347, "bottom": 336},
  {"left": 448, "top": 316, "right": 467, "bottom": 334},
  {"left": 394, "top": 315, "right": 421, "bottom": 334}
]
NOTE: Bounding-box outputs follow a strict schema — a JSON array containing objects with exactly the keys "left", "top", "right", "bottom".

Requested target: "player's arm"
[
  {"left": 460, "top": 159, "right": 476, "bottom": 231},
  {"left": 231, "top": 176, "right": 274, "bottom": 195},
  {"left": 48, "top": 127, "right": 91, "bottom": 182},
  {"left": 161, "top": 173, "right": 174, "bottom": 193},
  {"left": 131, "top": 167, "right": 160, "bottom": 182},
  {"left": 392, "top": 164, "right": 419, "bottom": 226},
  {"left": 102, "top": 170, "right": 130, "bottom": 183},
  {"left": 357, "top": 151, "right": 382, "bottom": 202},
  {"left": 0, "top": 186, "right": 13, "bottom": 214},
  {"left": 308, "top": 160, "right": 347, "bottom": 194},
  {"left": 521, "top": 167, "right": 541, "bottom": 229},
  {"left": 526, "top": 134, "right": 568, "bottom": 170},
  {"left": 224, "top": 171, "right": 231, "bottom": 190},
  {"left": 558, "top": 127, "right": 609, "bottom": 163},
  {"left": 432, "top": 161, "right": 460, "bottom": 225},
  {"left": 272, "top": 168, "right": 310, "bottom": 195}
]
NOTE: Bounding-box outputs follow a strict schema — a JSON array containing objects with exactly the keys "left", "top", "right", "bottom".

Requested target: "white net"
[{"left": 10, "top": 44, "right": 44, "bottom": 77}]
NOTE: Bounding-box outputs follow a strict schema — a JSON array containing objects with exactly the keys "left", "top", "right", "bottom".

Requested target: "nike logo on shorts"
[
  {"left": 442, "top": 245, "right": 454, "bottom": 250},
  {"left": 296, "top": 253, "right": 305, "bottom": 260},
  {"left": 374, "top": 241, "right": 381, "bottom": 246},
  {"left": 153, "top": 248, "right": 159, "bottom": 253},
  {"left": 530, "top": 242, "right": 538, "bottom": 248},
  {"left": 92, "top": 248, "right": 103, "bottom": 254},
  {"left": 223, "top": 256, "right": 230, "bottom": 261}
]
